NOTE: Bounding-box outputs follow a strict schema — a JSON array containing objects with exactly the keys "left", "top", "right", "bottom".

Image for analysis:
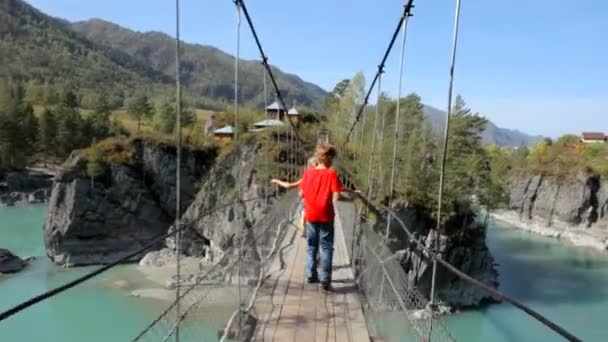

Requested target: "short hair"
[
  {"left": 314, "top": 143, "right": 337, "bottom": 166},
  {"left": 307, "top": 156, "right": 319, "bottom": 168}
]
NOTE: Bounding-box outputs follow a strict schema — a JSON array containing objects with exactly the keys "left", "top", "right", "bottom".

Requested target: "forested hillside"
[
  {"left": 0, "top": 0, "right": 172, "bottom": 108},
  {"left": 70, "top": 19, "right": 327, "bottom": 109},
  {"left": 0, "top": 0, "right": 326, "bottom": 110}
]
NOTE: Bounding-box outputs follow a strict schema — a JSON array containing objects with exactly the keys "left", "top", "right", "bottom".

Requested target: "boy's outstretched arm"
[{"left": 271, "top": 178, "right": 302, "bottom": 189}]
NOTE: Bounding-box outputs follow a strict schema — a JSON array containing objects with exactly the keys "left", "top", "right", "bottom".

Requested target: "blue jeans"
[{"left": 305, "top": 221, "right": 334, "bottom": 283}]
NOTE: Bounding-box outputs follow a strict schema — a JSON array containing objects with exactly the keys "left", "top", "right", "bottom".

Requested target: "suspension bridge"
[{"left": 0, "top": 0, "right": 584, "bottom": 341}]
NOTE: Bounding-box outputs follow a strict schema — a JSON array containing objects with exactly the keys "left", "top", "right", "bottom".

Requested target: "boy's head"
[
  {"left": 307, "top": 156, "right": 319, "bottom": 168},
  {"left": 314, "top": 143, "right": 337, "bottom": 167}
]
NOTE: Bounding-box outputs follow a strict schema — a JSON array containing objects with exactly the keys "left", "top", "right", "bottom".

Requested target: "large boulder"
[
  {"left": 0, "top": 249, "right": 28, "bottom": 274},
  {"left": 44, "top": 140, "right": 216, "bottom": 266}
]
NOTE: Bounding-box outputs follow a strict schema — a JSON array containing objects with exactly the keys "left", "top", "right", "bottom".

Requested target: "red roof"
[{"left": 581, "top": 132, "right": 606, "bottom": 141}]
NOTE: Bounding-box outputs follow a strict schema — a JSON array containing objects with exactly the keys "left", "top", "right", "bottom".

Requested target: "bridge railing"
[
  {"left": 338, "top": 197, "right": 455, "bottom": 341},
  {"left": 338, "top": 163, "right": 582, "bottom": 342},
  {"left": 131, "top": 189, "right": 301, "bottom": 341}
]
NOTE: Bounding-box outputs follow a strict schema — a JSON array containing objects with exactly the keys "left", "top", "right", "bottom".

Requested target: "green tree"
[
  {"left": 127, "top": 93, "right": 153, "bottom": 132},
  {"left": 19, "top": 104, "right": 39, "bottom": 156},
  {"left": 86, "top": 140, "right": 104, "bottom": 190},
  {"left": 153, "top": 101, "right": 176, "bottom": 134},
  {"left": 38, "top": 108, "right": 57, "bottom": 165},
  {"left": 91, "top": 91, "right": 112, "bottom": 138},
  {"left": 56, "top": 107, "right": 83, "bottom": 156},
  {"left": 62, "top": 89, "right": 79, "bottom": 109}
]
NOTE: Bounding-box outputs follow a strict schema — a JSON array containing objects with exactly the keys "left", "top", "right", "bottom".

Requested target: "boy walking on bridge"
[{"left": 299, "top": 143, "right": 345, "bottom": 291}]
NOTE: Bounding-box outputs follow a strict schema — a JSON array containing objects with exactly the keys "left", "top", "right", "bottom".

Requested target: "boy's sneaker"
[
  {"left": 321, "top": 282, "right": 332, "bottom": 292},
  {"left": 307, "top": 277, "right": 318, "bottom": 284}
]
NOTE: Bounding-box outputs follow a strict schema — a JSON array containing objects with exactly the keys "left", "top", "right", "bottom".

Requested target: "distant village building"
[
  {"left": 251, "top": 119, "right": 286, "bottom": 131},
  {"left": 287, "top": 106, "right": 300, "bottom": 126},
  {"left": 213, "top": 125, "right": 235, "bottom": 141},
  {"left": 581, "top": 132, "right": 607, "bottom": 144},
  {"left": 266, "top": 101, "right": 286, "bottom": 121}
]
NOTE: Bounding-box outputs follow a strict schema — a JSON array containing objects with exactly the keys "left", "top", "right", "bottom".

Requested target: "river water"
[{"left": 1, "top": 205, "right": 607, "bottom": 341}]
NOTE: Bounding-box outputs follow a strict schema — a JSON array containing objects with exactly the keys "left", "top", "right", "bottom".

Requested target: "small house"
[
  {"left": 287, "top": 106, "right": 300, "bottom": 126},
  {"left": 581, "top": 132, "right": 607, "bottom": 144},
  {"left": 213, "top": 125, "right": 235, "bottom": 141},
  {"left": 252, "top": 119, "right": 286, "bottom": 130},
  {"left": 266, "top": 101, "right": 286, "bottom": 121}
]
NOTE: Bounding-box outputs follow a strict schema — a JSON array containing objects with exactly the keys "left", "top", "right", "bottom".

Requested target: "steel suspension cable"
[
  {"left": 342, "top": 184, "right": 582, "bottom": 342},
  {"left": 427, "top": 1, "right": 463, "bottom": 339},
  {"left": 343, "top": 0, "right": 415, "bottom": 145},
  {"left": 233, "top": 0, "right": 303, "bottom": 144},
  {"left": 173, "top": 0, "right": 182, "bottom": 340},
  {"left": 374, "top": 198, "right": 582, "bottom": 342},
  {"left": 429, "top": 0, "right": 462, "bottom": 329},
  {"left": 0, "top": 195, "right": 268, "bottom": 325},
  {"left": 365, "top": 69, "right": 383, "bottom": 212},
  {"left": 232, "top": 0, "right": 244, "bottom": 335},
  {"left": 263, "top": 62, "right": 271, "bottom": 204},
  {"left": 385, "top": 13, "right": 410, "bottom": 242}
]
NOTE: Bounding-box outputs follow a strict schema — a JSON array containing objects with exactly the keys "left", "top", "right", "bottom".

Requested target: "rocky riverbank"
[
  {"left": 501, "top": 173, "right": 608, "bottom": 251},
  {"left": 491, "top": 211, "right": 608, "bottom": 251},
  {"left": 0, "top": 169, "right": 54, "bottom": 206}
]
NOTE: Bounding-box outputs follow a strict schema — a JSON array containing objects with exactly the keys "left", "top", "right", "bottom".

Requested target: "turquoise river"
[{"left": 1, "top": 205, "right": 607, "bottom": 341}]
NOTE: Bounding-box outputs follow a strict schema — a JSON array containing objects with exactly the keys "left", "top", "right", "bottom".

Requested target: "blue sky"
[{"left": 27, "top": 0, "right": 608, "bottom": 138}]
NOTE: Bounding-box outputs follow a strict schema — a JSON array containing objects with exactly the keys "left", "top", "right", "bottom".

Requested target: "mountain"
[
  {"left": 70, "top": 19, "right": 327, "bottom": 108},
  {"left": 422, "top": 105, "right": 542, "bottom": 147},
  {"left": 0, "top": 0, "right": 326, "bottom": 109},
  {"left": 0, "top": 0, "right": 172, "bottom": 106}
]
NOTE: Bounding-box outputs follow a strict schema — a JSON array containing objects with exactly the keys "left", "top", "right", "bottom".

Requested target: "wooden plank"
[{"left": 250, "top": 202, "right": 370, "bottom": 341}]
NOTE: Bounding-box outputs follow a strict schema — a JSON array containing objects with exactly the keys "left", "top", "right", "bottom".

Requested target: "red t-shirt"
[{"left": 300, "top": 168, "right": 345, "bottom": 223}]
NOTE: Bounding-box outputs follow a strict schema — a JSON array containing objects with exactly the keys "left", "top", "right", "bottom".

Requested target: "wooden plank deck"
[{"left": 250, "top": 202, "right": 370, "bottom": 342}]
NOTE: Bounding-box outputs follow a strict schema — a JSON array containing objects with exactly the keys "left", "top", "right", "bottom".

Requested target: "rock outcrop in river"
[
  {"left": 44, "top": 139, "right": 216, "bottom": 266},
  {"left": 510, "top": 173, "right": 608, "bottom": 229},
  {"left": 0, "top": 249, "right": 29, "bottom": 274},
  {"left": 0, "top": 169, "right": 54, "bottom": 206}
]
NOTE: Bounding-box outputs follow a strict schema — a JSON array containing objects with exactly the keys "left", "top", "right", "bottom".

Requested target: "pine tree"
[
  {"left": 62, "top": 89, "right": 79, "bottom": 109},
  {"left": 153, "top": 101, "right": 176, "bottom": 134},
  {"left": 38, "top": 108, "right": 57, "bottom": 165},
  {"left": 127, "top": 93, "right": 153, "bottom": 132},
  {"left": 86, "top": 139, "right": 104, "bottom": 191},
  {"left": 91, "top": 91, "right": 111, "bottom": 138},
  {"left": 19, "top": 103, "right": 39, "bottom": 156},
  {"left": 56, "top": 107, "right": 83, "bottom": 156}
]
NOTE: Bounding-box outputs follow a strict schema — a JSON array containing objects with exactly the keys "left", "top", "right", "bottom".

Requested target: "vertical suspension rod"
[
  {"left": 365, "top": 68, "right": 383, "bottom": 206},
  {"left": 173, "top": 0, "right": 182, "bottom": 341},
  {"left": 429, "top": 0, "right": 463, "bottom": 339},
  {"left": 233, "top": 0, "right": 243, "bottom": 336}
]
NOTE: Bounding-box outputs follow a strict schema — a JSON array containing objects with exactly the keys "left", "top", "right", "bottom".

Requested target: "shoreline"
[{"left": 490, "top": 210, "right": 608, "bottom": 252}]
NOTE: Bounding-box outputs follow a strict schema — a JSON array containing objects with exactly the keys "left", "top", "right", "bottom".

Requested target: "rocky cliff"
[
  {"left": 44, "top": 139, "right": 216, "bottom": 266},
  {"left": 381, "top": 206, "right": 498, "bottom": 308},
  {"left": 510, "top": 173, "right": 608, "bottom": 229},
  {"left": 165, "top": 141, "right": 291, "bottom": 283}
]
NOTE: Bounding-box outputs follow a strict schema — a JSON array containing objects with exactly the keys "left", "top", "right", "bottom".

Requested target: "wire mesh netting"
[
  {"left": 132, "top": 189, "right": 301, "bottom": 341},
  {"left": 347, "top": 202, "right": 456, "bottom": 342}
]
